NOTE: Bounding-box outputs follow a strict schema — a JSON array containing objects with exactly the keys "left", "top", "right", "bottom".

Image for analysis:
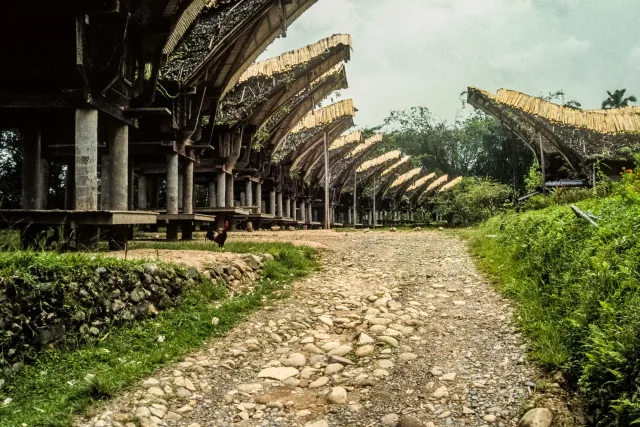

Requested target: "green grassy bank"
[
  {"left": 465, "top": 196, "right": 640, "bottom": 426},
  {"left": 0, "top": 242, "right": 317, "bottom": 427}
]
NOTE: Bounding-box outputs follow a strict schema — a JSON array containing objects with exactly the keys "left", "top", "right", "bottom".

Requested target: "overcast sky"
[{"left": 259, "top": 0, "right": 640, "bottom": 128}]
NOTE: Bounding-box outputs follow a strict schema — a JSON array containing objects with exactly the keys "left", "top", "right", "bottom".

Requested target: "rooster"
[
  {"left": 213, "top": 219, "right": 229, "bottom": 249},
  {"left": 205, "top": 228, "right": 215, "bottom": 242}
]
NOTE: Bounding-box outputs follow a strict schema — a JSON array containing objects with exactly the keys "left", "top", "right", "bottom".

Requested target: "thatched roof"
[
  {"left": 348, "top": 134, "right": 383, "bottom": 158},
  {"left": 162, "top": 0, "right": 318, "bottom": 93},
  {"left": 426, "top": 175, "right": 449, "bottom": 192},
  {"left": 468, "top": 86, "right": 640, "bottom": 167},
  {"left": 330, "top": 131, "right": 363, "bottom": 151},
  {"left": 163, "top": 0, "right": 237, "bottom": 55},
  {"left": 357, "top": 150, "right": 402, "bottom": 173},
  {"left": 238, "top": 34, "right": 352, "bottom": 83},
  {"left": 440, "top": 177, "right": 463, "bottom": 192},
  {"left": 276, "top": 99, "right": 355, "bottom": 168},
  {"left": 261, "top": 64, "right": 348, "bottom": 152},
  {"left": 487, "top": 88, "right": 640, "bottom": 135},
  {"left": 407, "top": 173, "right": 437, "bottom": 192},
  {"left": 381, "top": 156, "right": 411, "bottom": 176},
  {"left": 389, "top": 168, "right": 421, "bottom": 189},
  {"left": 220, "top": 34, "right": 351, "bottom": 127},
  {"left": 291, "top": 99, "right": 356, "bottom": 134}
]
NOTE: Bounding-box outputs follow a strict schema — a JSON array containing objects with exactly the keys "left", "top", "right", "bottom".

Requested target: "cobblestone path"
[{"left": 78, "top": 231, "right": 570, "bottom": 427}]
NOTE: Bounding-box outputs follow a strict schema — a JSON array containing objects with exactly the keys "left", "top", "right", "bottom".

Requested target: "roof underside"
[
  {"left": 258, "top": 65, "right": 348, "bottom": 151},
  {"left": 219, "top": 35, "right": 351, "bottom": 127}
]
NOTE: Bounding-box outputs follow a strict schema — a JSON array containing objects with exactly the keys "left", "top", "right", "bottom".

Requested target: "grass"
[
  {"left": 461, "top": 195, "right": 640, "bottom": 426},
  {"left": 0, "top": 243, "right": 318, "bottom": 427}
]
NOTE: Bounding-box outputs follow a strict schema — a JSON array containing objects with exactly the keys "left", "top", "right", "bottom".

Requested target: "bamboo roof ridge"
[
  {"left": 330, "top": 131, "right": 363, "bottom": 151},
  {"left": 440, "top": 177, "right": 463, "bottom": 192},
  {"left": 290, "top": 99, "right": 356, "bottom": 134},
  {"left": 381, "top": 156, "right": 411, "bottom": 176},
  {"left": 390, "top": 168, "right": 422, "bottom": 189},
  {"left": 357, "top": 150, "right": 402, "bottom": 173},
  {"left": 427, "top": 175, "right": 449, "bottom": 192},
  {"left": 238, "top": 34, "right": 352, "bottom": 83},
  {"left": 471, "top": 87, "right": 640, "bottom": 135},
  {"left": 348, "top": 134, "right": 384, "bottom": 158},
  {"left": 407, "top": 173, "right": 437, "bottom": 192}
]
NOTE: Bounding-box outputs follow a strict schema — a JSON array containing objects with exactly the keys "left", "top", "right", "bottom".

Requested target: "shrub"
[
  {"left": 471, "top": 195, "right": 640, "bottom": 426},
  {"left": 432, "top": 177, "right": 512, "bottom": 226}
]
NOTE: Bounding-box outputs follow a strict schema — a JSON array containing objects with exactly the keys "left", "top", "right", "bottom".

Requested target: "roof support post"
[
  {"left": 208, "top": 181, "right": 217, "bottom": 208},
  {"left": 75, "top": 109, "right": 99, "bottom": 211},
  {"left": 277, "top": 191, "right": 283, "bottom": 217},
  {"left": 183, "top": 160, "right": 194, "bottom": 215},
  {"left": 353, "top": 169, "right": 357, "bottom": 225},
  {"left": 216, "top": 172, "right": 226, "bottom": 208},
  {"left": 245, "top": 180, "right": 253, "bottom": 209},
  {"left": 225, "top": 173, "right": 234, "bottom": 208},
  {"left": 270, "top": 189, "right": 276, "bottom": 216},
  {"left": 138, "top": 175, "right": 147, "bottom": 210},
  {"left": 372, "top": 175, "right": 377, "bottom": 228},
  {"left": 323, "top": 131, "right": 330, "bottom": 230},
  {"left": 108, "top": 122, "right": 129, "bottom": 211},
  {"left": 21, "top": 125, "right": 44, "bottom": 209},
  {"left": 256, "top": 181, "right": 263, "bottom": 213},
  {"left": 166, "top": 153, "right": 179, "bottom": 215}
]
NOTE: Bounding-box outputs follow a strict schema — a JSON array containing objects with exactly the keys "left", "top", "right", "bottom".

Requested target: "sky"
[{"left": 259, "top": 0, "right": 640, "bottom": 128}]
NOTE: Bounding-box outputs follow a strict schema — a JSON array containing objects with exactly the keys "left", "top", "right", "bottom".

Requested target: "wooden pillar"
[
  {"left": 166, "top": 153, "right": 179, "bottom": 215},
  {"left": 21, "top": 126, "right": 43, "bottom": 209},
  {"left": 108, "top": 122, "right": 128, "bottom": 211},
  {"left": 75, "top": 109, "right": 99, "bottom": 211},
  {"left": 183, "top": 160, "right": 194, "bottom": 215},
  {"left": 256, "top": 182, "right": 263, "bottom": 213},
  {"left": 128, "top": 158, "right": 135, "bottom": 210},
  {"left": 246, "top": 180, "right": 253, "bottom": 208},
  {"left": 101, "top": 155, "right": 111, "bottom": 209},
  {"left": 178, "top": 172, "right": 184, "bottom": 210},
  {"left": 64, "top": 162, "right": 75, "bottom": 210},
  {"left": 137, "top": 175, "right": 147, "bottom": 210},
  {"left": 225, "top": 173, "right": 234, "bottom": 208},
  {"left": 323, "top": 131, "right": 330, "bottom": 230},
  {"left": 208, "top": 181, "right": 217, "bottom": 208},
  {"left": 270, "top": 189, "right": 276, "bottom": 216},
  {"left": 216, "top": 171, "right": 226, "bottom": 208}
]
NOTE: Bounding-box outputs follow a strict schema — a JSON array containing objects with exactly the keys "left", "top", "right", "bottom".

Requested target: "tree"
[
  {"left": 602, "top": 89, "right": 637, "bottom": 109},
  {"left": 377, "top": 107, "right": 533, "bottom": 192},
  {"left": 541, "top": 90, "right": 582, "bottom": 110}
]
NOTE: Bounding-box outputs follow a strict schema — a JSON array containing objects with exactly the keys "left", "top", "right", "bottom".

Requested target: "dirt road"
[{"left": 78, "top": 231, "right": 574, "bottom": 427}]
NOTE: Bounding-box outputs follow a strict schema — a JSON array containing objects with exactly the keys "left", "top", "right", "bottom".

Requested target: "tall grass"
[{"left": 467, "top": 196, "right": 640, "bottom": 426}]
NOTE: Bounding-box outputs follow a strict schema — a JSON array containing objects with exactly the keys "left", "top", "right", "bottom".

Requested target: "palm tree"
[{"left": 602, "top": 89, "right": 638, "bottom": 109}]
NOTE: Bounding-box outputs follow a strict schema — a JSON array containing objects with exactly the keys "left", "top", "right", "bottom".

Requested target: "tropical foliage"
[
  {"left": 368, "top": 107, "right": 533, "bottom": 191},
  {"left": 432, "top": 177, "right": 512, "bottom": 226},
  {"left": 602, "top": 89, "right": 637, "bottom": 109}
]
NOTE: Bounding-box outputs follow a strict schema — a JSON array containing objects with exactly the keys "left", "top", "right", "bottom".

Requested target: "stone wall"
[
  {"left": 201, "top": 253, "right": 272, "bottom": 296},
  {"left": 0, "top": 262, "right": 198, "bottom": 378}
]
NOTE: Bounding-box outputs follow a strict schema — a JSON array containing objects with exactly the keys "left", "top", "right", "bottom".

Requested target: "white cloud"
[{"left": 259, "top": 0, "right": 640, "bottom": 126}]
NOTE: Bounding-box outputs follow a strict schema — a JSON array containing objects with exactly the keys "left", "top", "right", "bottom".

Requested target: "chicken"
[
  {"left": 213, "top": 220, "right": 229, "bottom": 248},
  {"left": 205, "top": 229, "right": 215, "bottom": 242}
]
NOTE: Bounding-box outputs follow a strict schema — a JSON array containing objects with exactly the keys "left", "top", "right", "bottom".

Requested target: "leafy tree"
[
  {"left": 541, "top": 90, "right": 582, "bottom": 109},
  {"left": 602, "top": 89, "right": 637, "bottom": 109},
  {"left": 432, "top": 177, "right": 512, "bottom": 226},
  {"left": 376, "top": 107, "right": 533, "bottom": 191}
]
